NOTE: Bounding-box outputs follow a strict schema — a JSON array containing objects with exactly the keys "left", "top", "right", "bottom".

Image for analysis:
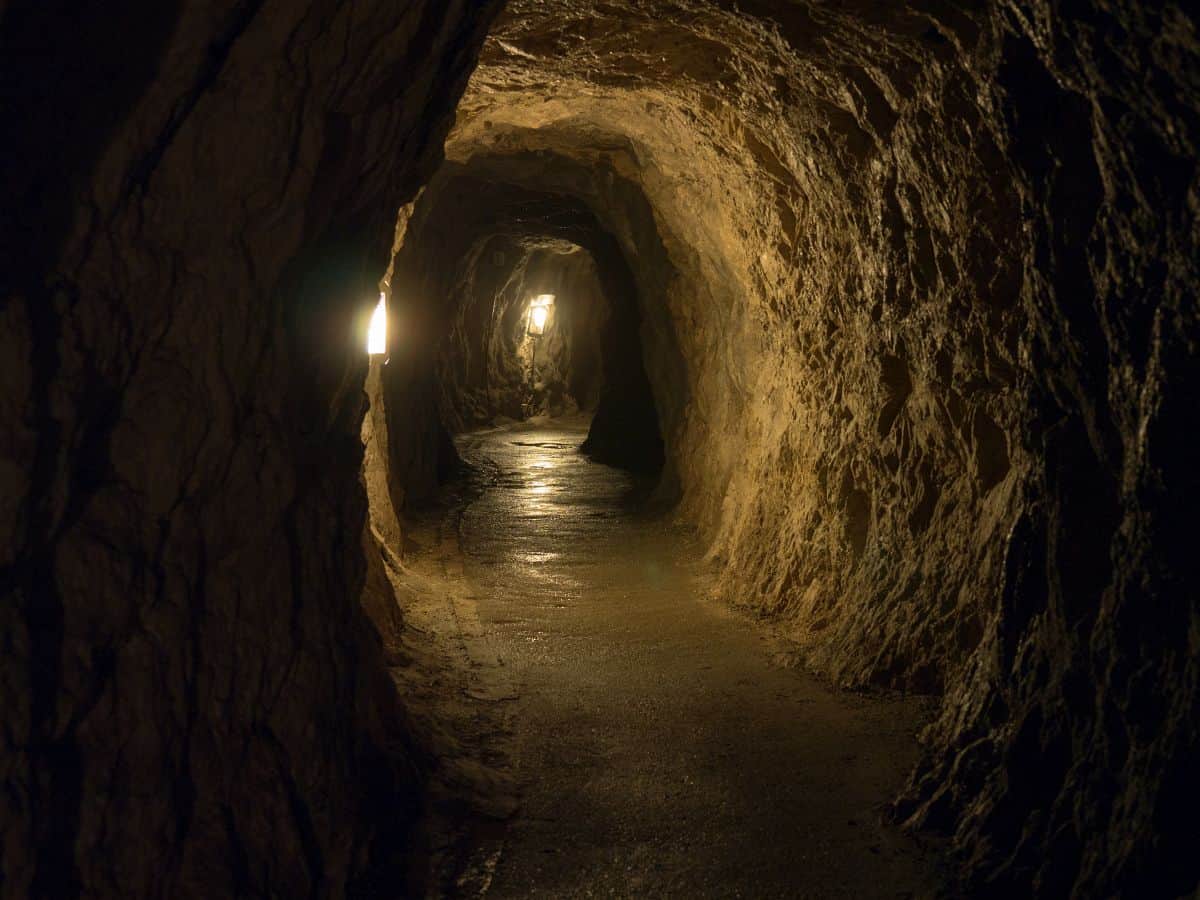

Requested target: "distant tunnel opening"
[
  {"left": 435, "top": 240, "right": 612, "bottom": 427},
  {"left": 379, "top": 165, "right": 680, "bottom": 511}
]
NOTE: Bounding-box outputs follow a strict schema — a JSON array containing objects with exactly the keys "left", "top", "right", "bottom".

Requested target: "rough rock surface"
[
  {"left": 4, "top": 0, "right": 1198, "bottom": 897},
  {"left": 430, "top": 1, "right": 1200, "bottom": 895},
  {"left": 1, "top": 3, "right": 501, "bottom": 896}
]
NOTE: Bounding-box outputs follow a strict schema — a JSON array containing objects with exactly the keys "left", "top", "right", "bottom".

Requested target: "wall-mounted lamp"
[
  {"left": 367, "top": 293, "right": 387, "bottom": 355},
  {"left": 527, "top": 293, "right": 555, "bottom": 336}
]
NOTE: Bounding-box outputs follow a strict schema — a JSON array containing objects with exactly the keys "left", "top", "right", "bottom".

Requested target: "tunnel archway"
[
  {"left": 433, "top": 236, "right": 611, "bottom": 427},
  {"left": 381, "top": 164, "right": 681, "bottom": 505}
]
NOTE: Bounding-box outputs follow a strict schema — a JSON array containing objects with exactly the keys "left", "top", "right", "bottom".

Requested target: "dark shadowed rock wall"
[
  {"left": 894, "top": 8, "right": 1200, "bottom": 896},
  {"left": 0, "top": 2, "right": 501, "bottom": 896}
]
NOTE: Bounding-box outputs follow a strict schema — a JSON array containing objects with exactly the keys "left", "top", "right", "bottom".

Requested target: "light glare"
[
  {"left": 367, "top": 294, "right": 387, "bottom": 355},
  {"left": 527, "top": 293, "right": 555, "bottom": 336}
]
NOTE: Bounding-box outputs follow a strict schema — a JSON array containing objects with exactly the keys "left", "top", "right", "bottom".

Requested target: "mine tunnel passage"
[
  {"left": 371, "top": 150, "right": 946, "bottom": 891},
  {"left": 446, "top": 421, "right": 938, "bottom": 895},
  {"left": 360, "top": 15, "right": 971, "bottom": 881},
  {"left": 5, "top": 0, "right": 1194, "bottom": 895}
]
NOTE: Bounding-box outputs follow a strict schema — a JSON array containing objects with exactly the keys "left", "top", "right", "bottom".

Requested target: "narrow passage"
[{"left": 452, "top": 419, "right": 940, "bottom": 898}]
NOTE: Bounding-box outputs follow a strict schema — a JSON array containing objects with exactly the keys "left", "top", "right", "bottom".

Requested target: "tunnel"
[
  {"left": 2, "top": 2, "right": 1198, "bottom": 898},
  {"left": 382, "top": 166, "right": 673, "bottom": 497}
]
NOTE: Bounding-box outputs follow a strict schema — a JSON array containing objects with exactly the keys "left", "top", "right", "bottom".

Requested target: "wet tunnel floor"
[{"left": 447, "top": 419, "right": 940, "bottom": 898}]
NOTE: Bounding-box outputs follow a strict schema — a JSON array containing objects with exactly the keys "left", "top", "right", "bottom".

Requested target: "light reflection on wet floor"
[
  {"left": 457, "top": 422, "right": 663, "bottom": 616},
  {"left": 451, "top": 418, "right": 937, "bottom": 898}
]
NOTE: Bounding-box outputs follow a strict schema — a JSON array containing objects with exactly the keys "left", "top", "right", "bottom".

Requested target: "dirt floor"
[{"left": 396, "top": 418, "right": 943, "bottom": 898}]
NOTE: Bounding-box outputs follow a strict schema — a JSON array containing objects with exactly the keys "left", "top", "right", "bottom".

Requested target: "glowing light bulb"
[
  {"left": 527, "top": 293, "right": 554, "bottom": 336},
  {"left": 367, "top": 293, "right": 387, "bottom": 355}
]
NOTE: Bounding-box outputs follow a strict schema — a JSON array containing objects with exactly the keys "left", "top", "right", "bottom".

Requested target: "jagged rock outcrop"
[{"left": 1, "top": 3, "right": 501, "bottom": 895}]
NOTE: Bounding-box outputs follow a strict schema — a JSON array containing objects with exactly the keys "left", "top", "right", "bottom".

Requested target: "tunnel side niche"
[{"left": 0, "top": 2, "right": 503, "bottom": 896}]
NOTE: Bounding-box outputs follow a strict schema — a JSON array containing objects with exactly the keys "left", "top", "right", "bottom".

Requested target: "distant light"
[
  {"left": 368, "top": 293, "right": 387, "bottom": 355},
  {"left": 529, "top": 305, "right": 549, "bottom": 335},
  {"left": 527, "top": 293, "right": 555, "bottom": 336}
]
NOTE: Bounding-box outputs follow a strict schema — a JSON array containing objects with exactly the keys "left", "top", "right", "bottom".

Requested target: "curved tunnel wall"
[{"left": 430, "top": 2, "right": 1200, "bottom": 895}]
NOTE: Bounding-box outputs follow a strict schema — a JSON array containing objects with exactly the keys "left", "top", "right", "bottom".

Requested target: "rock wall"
[
  {"left": 0, "top": 2, "right": 501, "bottom": 896},
  {"left": 437, "top": 1, "right": 1200, "bottom": 895},
  {"left": 895, "top": 7, "right": 1200, "bottom": 896},
  {"left": 4, "top": 0, "right": 1197, "bottom": 896}
]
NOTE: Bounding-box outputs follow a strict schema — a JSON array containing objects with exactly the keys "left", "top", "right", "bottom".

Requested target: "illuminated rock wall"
[{"left": 433, "top": 2, "right": 1200, "bottom": 894}]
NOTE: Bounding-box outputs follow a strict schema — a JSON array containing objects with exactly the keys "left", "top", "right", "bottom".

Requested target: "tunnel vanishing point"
[{"left": 2, "top": 2, "right": 1199, "bottom": 898}]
